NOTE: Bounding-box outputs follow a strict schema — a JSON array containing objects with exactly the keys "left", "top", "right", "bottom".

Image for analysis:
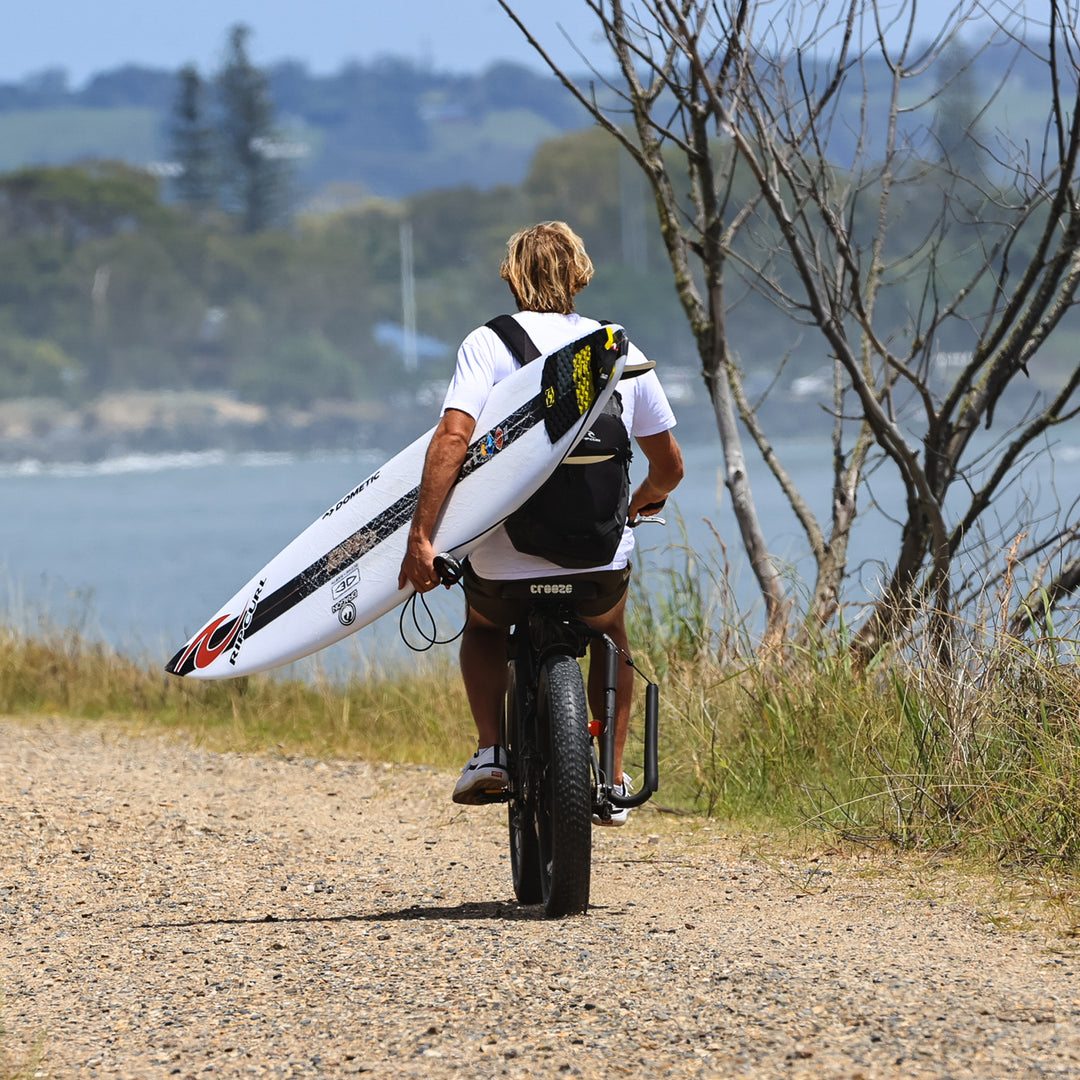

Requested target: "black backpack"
[{"left": 486, "top": 315, "right": 633, "bottom": 569}]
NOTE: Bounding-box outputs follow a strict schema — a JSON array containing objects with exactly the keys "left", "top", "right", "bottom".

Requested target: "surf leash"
[{"left": 399, "top": 553, "right": 467, "bottom": 652}]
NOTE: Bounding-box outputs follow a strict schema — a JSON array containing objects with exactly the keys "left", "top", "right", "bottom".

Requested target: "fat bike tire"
[
  {"left": 536, "top": 653, "right": 592, "bottom": 917},
  {"left": 505, "top": 662, "right": 543, "bottom": 905}
]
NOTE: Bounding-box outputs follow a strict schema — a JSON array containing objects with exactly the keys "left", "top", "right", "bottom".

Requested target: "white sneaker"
[
  {"left": 593, "top": 773, "right": 634, "bottom": 826},
  {"left": 452, "top": 745, "right": 509, "bottom": 805}
]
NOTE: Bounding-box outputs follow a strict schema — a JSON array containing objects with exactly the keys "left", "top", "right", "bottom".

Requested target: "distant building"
[{"left": 373, "top": 321, "right": 450, "bottom": 364}]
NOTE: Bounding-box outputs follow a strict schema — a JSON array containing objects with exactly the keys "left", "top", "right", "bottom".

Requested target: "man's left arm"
[{"left": 629, "top": 429, "right": 684, "bottom": 522}]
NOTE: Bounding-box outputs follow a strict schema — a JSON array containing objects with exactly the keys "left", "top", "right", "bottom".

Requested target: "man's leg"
[
  {"left": 451, "top": 604, "right": 512, "bottom": 804},
  {"left": 459, "top": 605, "right": 508, "bottom": 749}
]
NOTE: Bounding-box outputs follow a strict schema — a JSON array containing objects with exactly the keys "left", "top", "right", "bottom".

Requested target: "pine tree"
[
  {"left": 933, "top": 43, "right": 985, "bottom": 182},
  {"left": 169, "top": 64, "right": 218, "bottom": 214},
  {"left": 216, "top": 24, "right": 292, "bottom": 233}
]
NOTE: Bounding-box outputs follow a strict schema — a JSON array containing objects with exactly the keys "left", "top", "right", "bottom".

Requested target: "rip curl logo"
[
  {"left": 229, "top": 578, "right": 267, "bottom": 666},
  {"left": 173, "top": 613, "right": 241, "bottom": 674},
  {"left": 170, "top": 578, "right": 266, "bottom": 674}
]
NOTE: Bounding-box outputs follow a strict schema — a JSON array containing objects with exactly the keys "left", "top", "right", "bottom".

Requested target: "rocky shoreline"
[
  {"left": 0, "top": 389, "right": 733, "bottom": 468},
  {"left": 0, "top": 391, "right": 430, "bottom": 466}
]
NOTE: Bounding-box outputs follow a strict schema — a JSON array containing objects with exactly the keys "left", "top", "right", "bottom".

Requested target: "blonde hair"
[{"left": 499, "top": 221, "right": 595, "bottom": 314}]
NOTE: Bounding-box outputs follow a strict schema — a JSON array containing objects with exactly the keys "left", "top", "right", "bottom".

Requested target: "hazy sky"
[{"left": 1, "top": 1, "right": 607, "bottom": 86}]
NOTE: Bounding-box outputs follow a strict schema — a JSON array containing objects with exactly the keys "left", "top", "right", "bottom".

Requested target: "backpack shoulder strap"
[{"left": 485, "top": 314, "right": 540, "bottom": 367}]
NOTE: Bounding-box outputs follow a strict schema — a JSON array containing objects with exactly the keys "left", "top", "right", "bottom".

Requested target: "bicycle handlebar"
[{"left": 631, "top": 497, "right": 667, "bottom": 529}]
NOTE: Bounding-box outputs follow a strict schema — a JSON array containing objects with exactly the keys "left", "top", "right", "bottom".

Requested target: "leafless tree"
[
  {"left": 500, "top": 0, "right": 795, "bottom": 642},
  {"left": 500, "top": 0, "right": 1080, "bottom": 659}
]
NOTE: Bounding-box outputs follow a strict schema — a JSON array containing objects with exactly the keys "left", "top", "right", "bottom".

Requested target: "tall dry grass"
[
  {"left": 5, "top": 540, "right": 1080, "bottom": 873},
  {"left": 626, "top": 540, "right": 1080, "bottom": 871},
  {"left": 0, "top": 622, "right": 474, "bottom": 766}
]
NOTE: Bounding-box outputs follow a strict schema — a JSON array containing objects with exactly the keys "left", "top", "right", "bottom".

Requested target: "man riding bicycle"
[{"left": 398, "top": 221, "right": 684, "bottom": 824}]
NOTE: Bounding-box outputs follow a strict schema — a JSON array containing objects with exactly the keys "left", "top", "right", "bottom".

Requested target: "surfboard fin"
[
  {"left": 620, "top": 359, "right": 657, "bottom": 379},
  {"left": 562, "top": 452, "right": 617, "bottom": 464}
]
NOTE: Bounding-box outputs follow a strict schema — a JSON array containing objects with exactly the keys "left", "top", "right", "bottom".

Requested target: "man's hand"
[{"left": 398, "top": 536, "right": 440, "bottom": 593}]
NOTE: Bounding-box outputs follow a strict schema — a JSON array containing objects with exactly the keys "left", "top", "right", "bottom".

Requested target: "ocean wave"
[{"left": 0, "top": 449, "right": 303, "bottom": 479}]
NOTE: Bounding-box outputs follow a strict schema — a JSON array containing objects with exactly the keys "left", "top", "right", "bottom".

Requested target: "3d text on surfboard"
[{"left": 165, "top": 324, "right": 629, "bottom": 679}]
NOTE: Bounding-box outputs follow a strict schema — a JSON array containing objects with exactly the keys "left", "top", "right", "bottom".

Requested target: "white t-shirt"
[{"left": 442, "top": 312, "right": 677, "bottom": 580}]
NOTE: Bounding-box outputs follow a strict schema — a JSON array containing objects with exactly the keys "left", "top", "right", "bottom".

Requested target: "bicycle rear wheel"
[
  {"left": 536, "top": 653, "right": 592, "bottom": 916},
  {"left": 504, "top": 661, "right": 542, "bottom": 905}
]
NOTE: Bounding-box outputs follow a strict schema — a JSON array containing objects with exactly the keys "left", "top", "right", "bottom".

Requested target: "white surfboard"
[{"left": 166, "top": 324, "right": 629, "bottom": 678}]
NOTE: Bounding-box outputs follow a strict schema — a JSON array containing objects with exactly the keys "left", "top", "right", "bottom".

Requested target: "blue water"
[
  {"left": 0, "top": 437, "right": 859, "bottom": 665},
  {"left": 2, "top": 423, "right": 1072, "bottom": 677}
]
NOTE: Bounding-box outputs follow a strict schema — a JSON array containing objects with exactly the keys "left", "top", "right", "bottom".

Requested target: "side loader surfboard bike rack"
[{"left": 433, "top": 552, "right": 659, "bottom": 918}]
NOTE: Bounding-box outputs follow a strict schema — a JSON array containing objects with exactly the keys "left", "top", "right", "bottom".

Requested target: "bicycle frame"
[
  {"left": 501, "top": 585, "right": 660, "bottom": 821},
  {"left": 433, "top": 553, "right": 660, "bottom": 912}
]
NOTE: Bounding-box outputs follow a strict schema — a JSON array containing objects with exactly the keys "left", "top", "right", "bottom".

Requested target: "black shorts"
[{"left": 462, "top": 559, "right": 632, "bottom": 626}]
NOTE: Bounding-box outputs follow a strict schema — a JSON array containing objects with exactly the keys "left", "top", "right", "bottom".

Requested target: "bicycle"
[{"left": 433, "top": 553, "right": 659, "bottom": 918}]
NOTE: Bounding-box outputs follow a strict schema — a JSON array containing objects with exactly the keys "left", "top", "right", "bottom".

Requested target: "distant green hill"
[
  {"left": 0, "top": 59, "right": 593, "bottom": 200},
  {"left": 0, "top": 108, "right": 162, "bottom": 173},
  {"left": 0, "top": 44, "right": 1054, "bottom": 201},
  {"left": 0, "top": 100, "right": 572, "bottom": 201}
]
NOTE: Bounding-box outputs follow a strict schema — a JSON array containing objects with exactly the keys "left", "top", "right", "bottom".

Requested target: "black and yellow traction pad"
[
  {"left": 166, "top": 325, "right": 627, "bottom": 676},
  {"left": 537, "top": 324, "right": 627, "bottom": 442}
]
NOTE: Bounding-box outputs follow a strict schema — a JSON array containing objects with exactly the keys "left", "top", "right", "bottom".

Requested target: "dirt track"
[{"left": 3, "top": 717, "right": 1079, "bottom": 1079}]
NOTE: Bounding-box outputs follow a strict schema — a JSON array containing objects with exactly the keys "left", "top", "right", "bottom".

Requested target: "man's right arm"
[{"left": 398, "top": 408, "right": 476, "bottom": 592}]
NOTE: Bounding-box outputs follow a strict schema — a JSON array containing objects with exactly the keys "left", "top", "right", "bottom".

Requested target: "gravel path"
[{"left": 3, "top": 717, "right": 1079, "bottom": 1079}]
